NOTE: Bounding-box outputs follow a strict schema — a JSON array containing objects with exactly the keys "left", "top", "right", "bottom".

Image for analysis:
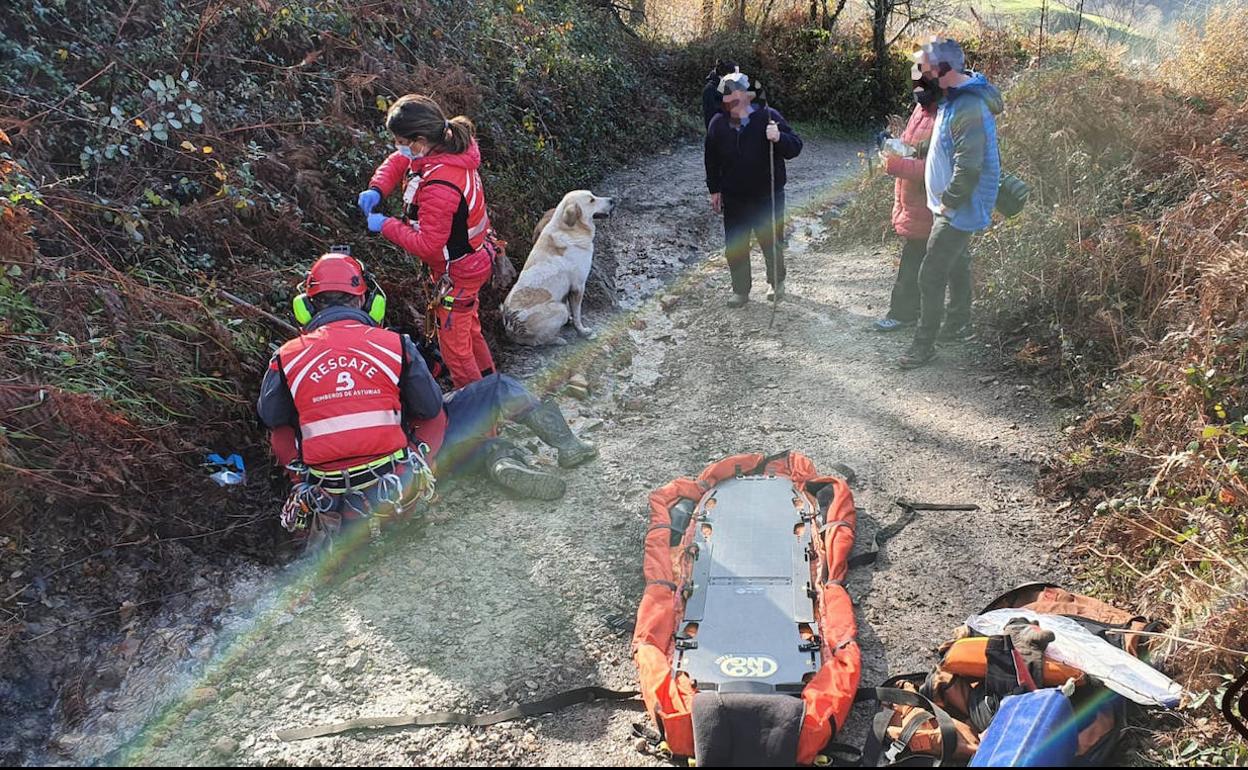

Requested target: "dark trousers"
[
  {"left": 723, "top": 190, "right": 786, "bottom": 295},
  {"left": 915, "top": 216, "right": 975, "bottom": 346},
  {"left": 438, "top": 373, "right": 539, "bottom": 475},
  {"left": 887, "top": 237, "right": 928, "bottom": 323},
  {"left": 944, "top": 246, "right": 973, "bottom": 333}
]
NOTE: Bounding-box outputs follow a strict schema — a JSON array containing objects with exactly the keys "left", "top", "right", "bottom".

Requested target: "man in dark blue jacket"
[{"left": 705, "top": 72, "right": 803, "bottom": 308}]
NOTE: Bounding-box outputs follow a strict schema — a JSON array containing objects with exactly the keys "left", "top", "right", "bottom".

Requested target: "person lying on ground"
[
  {"left": 704, "top": 70, "right": 802, "bottom": 308},
  {"left": 256, "top": 254, "right": 599, "bottom": 544}
]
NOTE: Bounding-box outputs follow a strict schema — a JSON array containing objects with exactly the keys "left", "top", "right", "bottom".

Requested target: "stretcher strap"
[
  {"left": 847, "top": 506, "right": 916, "bottom": 569},
  {"left": 859, "top": 686, "right": 959, "bottom": 768},
  {"left": 748, "top": 448, "right": 792, "bottom": 475},
  {"left": 848, "top": 500, "right": 979, "bottom": 569},
  {"left": 276, "top": 686, "right": 640, "bottom": 742}
]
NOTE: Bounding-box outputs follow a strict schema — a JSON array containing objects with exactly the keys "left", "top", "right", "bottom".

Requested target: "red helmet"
[{"left": 305, "top": 253, "right": 367, "bottom": 297}]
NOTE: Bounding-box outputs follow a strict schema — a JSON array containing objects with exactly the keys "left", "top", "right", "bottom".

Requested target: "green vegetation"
[
  {"left": 0, "top": 0, "right": 691, "bottom": 531},
  {"left": 956, "top": 0, "right": 1159, "bottom": 50}
]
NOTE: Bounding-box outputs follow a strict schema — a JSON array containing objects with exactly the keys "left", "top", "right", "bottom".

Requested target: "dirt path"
[{"left": 49, "top": 137, "right": 1071, "bottom": 766}]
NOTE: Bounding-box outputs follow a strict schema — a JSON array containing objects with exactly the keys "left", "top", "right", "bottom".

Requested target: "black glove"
[{"left": 417, "top": 336, "right": 446, "bottom": 381}]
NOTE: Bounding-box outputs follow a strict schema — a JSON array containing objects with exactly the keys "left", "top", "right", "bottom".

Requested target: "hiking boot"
[
  {"left": 726, "top": 292, "right": 749, "bottom": 308},
  {"left": 520, "top": 397, "right": 599, "bottom": 468},
  {"left": 487, "top": 454, "right": 566, "bottom": 500},
  {"left": 899, "top": 341, "right": 936, "bottom": 369},
  {"left": 937, "top": 323, "right": 974, "bottom": 343},
  {"left": 767, "top": 282, "right": 785, "bottom": 301}
]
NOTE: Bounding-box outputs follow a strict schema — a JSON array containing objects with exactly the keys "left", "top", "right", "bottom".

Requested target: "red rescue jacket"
[
  {"left": 370, "top": 140, "right": 494, "bottom": 282},
  {"left": 275, "top": 320, "right": 407, "bottom": 469}
]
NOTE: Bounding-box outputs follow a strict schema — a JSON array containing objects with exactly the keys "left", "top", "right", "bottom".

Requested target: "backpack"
[
  {"left": 862, "top": 583, "right": 1156, "bottom": 767},
  {"left": 996, "top": 172, "right": 1031, "bottom": 218}
]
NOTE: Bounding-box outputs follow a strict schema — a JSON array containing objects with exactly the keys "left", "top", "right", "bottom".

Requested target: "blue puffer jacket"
[{"left": 925, "top": 73, "right": 1004, "bottom": 233}]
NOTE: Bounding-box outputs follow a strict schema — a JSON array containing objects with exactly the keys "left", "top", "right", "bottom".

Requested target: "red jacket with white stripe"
[
  {"left": 369, "top": 140, "right": 493, "bottom": 282},
  {"left": 257, "top": 306, "right": 445, "bottom": 470}
]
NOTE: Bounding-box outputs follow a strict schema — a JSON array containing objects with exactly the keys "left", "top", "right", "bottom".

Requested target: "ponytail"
[{"left": 443, "top": 115, "right": 475, "bottom": 154}]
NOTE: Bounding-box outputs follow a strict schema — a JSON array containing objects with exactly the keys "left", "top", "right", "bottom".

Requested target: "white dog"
[{"left": 502, "top": 190, "right": 615, "bottom": 346}]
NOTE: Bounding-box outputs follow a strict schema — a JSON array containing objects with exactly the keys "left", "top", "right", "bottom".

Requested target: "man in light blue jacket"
[{"left": 900, "top": 37, "right": 1003, "bottom": 369}]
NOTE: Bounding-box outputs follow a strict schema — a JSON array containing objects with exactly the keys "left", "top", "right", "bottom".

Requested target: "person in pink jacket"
[
  {"left": 358, "top": 95, "right": 496, "bottom": 387},
  {"left": 873, "top": 75, "right": 940, "bottom": 332}
]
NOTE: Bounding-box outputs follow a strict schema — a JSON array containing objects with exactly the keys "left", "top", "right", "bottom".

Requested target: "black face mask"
[{"left": 913, "top": 84, "right": 940, "bottom": 107}]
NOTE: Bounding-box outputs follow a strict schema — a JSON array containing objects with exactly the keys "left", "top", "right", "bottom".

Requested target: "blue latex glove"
[
  {"left": 367, "top": 213, "right": 388, "bottom": 233},
  {"left": 357, "top": 189, "right": 381, "bottom": 216}
]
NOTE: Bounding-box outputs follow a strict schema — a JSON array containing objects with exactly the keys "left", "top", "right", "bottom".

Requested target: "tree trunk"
[
  {"left": 761, "top": 0, "right": 779, "bottom": 28},
  {"left": 872, "top": 0, "right": 890, "bottom": 115},
  {"left": 732, "top": 0, "right": 747, "bottom": 31},
  {"left": 701, "top": 0, "right": 715, "bottom": 35},
  {"left": 811, "top": 0, "right": 819, "bottom": 22},
  {"left": 1071, "top": 0, "right": 1086, "bottom": 49},
  {"left": 629, "top": 0, "right": 646, "bottom": 25},
  {"left": 825, "top": 0, "right": 848, "bottom": 30},
  {"left": 1038, "top": 0, "right": 1048, "bottom": 59}
]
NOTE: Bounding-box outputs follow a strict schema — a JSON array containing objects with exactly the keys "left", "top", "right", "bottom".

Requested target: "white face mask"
[{"left": 397, "top": 138, "right": 429, "bottom": 159}]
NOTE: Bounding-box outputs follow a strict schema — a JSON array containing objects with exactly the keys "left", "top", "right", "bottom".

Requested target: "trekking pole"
[{"left": 767, "top": 122, "right": 784, "bottom": 330}]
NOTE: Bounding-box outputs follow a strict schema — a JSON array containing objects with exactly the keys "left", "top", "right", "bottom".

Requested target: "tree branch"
[
  {"left": 826, "top": 0, "right": 849, "bottom": 30},
  {"left": 583, "top": 0, "right": 640, "bottom": 37}
]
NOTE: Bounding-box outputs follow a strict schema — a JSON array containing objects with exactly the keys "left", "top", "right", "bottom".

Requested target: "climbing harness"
[{"left": 280, "top": 446, "right": 436, "bottom": 538}]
